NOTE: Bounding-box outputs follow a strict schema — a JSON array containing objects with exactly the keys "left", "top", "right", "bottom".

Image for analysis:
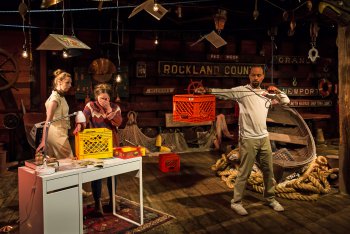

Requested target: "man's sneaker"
[
  {"left": 231, "top": 203, "right": 248, "bottom": 216},
  {"left": 268, "top": 200, "right": 284, "bottom": 212}
]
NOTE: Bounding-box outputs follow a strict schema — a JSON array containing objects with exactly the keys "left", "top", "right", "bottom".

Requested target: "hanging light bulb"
[
  {"left": 282, "top": 11, "right": 289, "bottom": 21},
  {"left": 176, "top": 5, "right": 182, "bottom": 18},
  {"left": 289, "top": 12, "right": 296, "bottom": 30},
  {"left": 288, "top": 13, "right": 296, "bottom": 36},
  {"left": 253, "top": 0, "right": 259, "bottom": 20},
  {"left": 154, "top": 35, "right": 159, "bottom": 45},
  {"left": 62, "top": 49, "right": 68, "bottom": 58},
  {"left": 306, "top": 0, "right": 312, "bottom": 11},
  {"left": 116, "top": 73, "right": 122, "bottom": 83},
  {"left": 22, "top": 45, "right": 28, "bottom": 59},
  {"left": 153, "top": 1, "right": 159, "bottom": 12},
  {"left": 115, "top": 93, "right": 121, "bottom": 102}
]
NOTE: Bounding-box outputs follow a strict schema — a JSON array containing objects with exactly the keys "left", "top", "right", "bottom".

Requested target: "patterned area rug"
[{"left": 83, "top": 196, "right": 175, "bottom": 233}]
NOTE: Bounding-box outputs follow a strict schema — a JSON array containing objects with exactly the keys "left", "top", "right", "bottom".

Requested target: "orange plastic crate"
[{"left": 173, "top": 94, "right": 216, "bottom": 123}]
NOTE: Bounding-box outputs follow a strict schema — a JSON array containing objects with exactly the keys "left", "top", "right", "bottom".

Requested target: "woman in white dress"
[{"left": 36, "top": 69, "right": 73, "bottom": 159}]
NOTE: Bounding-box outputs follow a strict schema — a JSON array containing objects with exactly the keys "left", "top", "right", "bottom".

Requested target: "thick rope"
[{"left": 211, "top": 153, "right": 338, "bottom": 201}]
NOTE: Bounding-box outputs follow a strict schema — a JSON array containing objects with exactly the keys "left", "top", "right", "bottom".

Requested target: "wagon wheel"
[
  {"left": 0, "top": 48, "right": 19, "bottom": 91},
  {"left": 187, "top": 80, "right": 204, "bottom": 94}
]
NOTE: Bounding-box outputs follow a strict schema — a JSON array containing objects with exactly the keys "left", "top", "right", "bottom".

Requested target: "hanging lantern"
[
  {"left": 282, "top": 11, "right": 289, "bottom": 21},
  {"left": 213, "top": 9, "right": 227, "bottom": 33}
]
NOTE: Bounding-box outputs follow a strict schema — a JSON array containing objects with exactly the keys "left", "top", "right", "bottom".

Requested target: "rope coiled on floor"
[{"left": 211, "top": 153, "right": 338, "bottom": 201}]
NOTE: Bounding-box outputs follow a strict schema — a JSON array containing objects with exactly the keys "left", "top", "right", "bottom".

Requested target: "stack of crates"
[
  {"left": 75, "top": 128, "right": 113, "bottom": 159},
  {"left": 158, "top": 153, "right": 180, "bottom": 173},
  {"left": 173, "top": 94, "right": 216, "bottom": 123}
]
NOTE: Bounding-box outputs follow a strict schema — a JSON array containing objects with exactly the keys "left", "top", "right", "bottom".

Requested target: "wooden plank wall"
[
  {"left": 0, "top": 29, "right": 339, "bottom": 138},
  {"left": 337, "top": 25, "right": 350, "bottom": 194},
  {"left": 0, "top": 31, "right": 31, "bottom": 112}
]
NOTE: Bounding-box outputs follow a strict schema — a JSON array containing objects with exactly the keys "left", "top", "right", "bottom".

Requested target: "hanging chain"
[
  {"left": 310, "top": 22, "right": 319, "bottom": 47},
  {"left": 308, "top": 22, "right": 320, "bottom": 62}
]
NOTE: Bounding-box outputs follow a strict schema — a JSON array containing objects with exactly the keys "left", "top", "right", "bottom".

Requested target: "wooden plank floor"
[{"left": 1, "top": 140, "right": 349, "bottom": 234}]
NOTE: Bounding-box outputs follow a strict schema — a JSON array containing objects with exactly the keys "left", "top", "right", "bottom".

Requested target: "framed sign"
[
  {"left": 143, "top": 87, "right": 176, "bottom": 95},
  {"left": 289, "top": 99, "right": 332, "bottom": 107},
  {"left": 136, "top": 61, "right": 146, "bottom": 78},
  {"left": 279, "top": 87, "right": 319, "bottom": 96}
]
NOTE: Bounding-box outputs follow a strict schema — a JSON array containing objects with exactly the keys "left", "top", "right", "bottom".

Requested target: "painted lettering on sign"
[
  {"left": 207, "top": 54, "right": 239, "bottom": 61},
  {"left": 280, "top": 87, "right": 319, "bottom": 96},
  {"left": 143, "top": 87, "right": 176, "bottom": 95},
  {"left": 274, "top": 56, "right": 311, "bottom": 64},
  {"left": 159, "top": 61, "right": 262, "bottom": 77},
  {"left": 289, "top": 99, "right": 332, "bottom": 107}
]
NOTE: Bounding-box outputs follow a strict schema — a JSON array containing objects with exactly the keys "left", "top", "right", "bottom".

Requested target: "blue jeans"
[{"left": 91, "top": 176, "right": 117, "bottom": 204}]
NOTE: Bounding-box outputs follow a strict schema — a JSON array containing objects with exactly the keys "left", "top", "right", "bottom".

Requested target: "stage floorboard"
[{"left": 0, "top": 139, "right": 347, "bottom": 234}]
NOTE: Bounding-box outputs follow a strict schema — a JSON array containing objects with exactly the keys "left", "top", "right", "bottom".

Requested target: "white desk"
[{"left": 18, "top": 157, "right": 143, "bottom": 234}]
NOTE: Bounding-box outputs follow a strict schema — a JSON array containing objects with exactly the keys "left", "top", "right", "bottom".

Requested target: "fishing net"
[{"left": 118, "top": 111, "right": 218, "bottom": 153}]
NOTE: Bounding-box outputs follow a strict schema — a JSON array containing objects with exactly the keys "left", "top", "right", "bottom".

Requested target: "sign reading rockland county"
[
  {"left": 280, "top": 87, "right": 320, "bottom": 96},
  {"left": 289, "top": 99, "right": 332, "bottom": 107},
  {"left": 158, "top": 61, "right": 263, "bottom": 77}
]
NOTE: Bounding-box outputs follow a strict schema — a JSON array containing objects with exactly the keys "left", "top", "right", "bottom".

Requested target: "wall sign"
[
  {"left": 159, "top": 61, "right": 262, "bottom": 77},
  {"left": 289, "top": 99, "right": 332, "bottom": 107},
  {"left": 207, "top": 54, "right": 239, "bottom": 62},
  {"left": 136, "top": 61, "right": 146, "bottom": 78},
  {"left": 143, "top": 87, "right": 176, "bottom": 95},
  {"left": 280, "top": 87, "right": 319, "bottom": 96},
  {"left": 273, "top": 55, "right": 312, "bottom": 64}
]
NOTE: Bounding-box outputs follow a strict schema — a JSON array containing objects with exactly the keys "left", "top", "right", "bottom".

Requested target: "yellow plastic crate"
[{"left": 75, "top": 128, "right": 113, "bottom": 159}]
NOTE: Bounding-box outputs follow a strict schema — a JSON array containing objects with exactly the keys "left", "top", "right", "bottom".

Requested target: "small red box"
[
  {"left": 159, "top": 153, "right": 180, "bottom": 173},
  {"left": 114, "top": 146, "right": 142, "bottom": 159}
]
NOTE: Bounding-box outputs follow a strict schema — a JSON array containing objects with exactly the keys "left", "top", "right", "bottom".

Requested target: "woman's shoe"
[
  {"left": 105, "top": 197, "right": 121, "bottom": 213},
  {"left": 93, "top": 199, "right": 104, "bottom": 217}
]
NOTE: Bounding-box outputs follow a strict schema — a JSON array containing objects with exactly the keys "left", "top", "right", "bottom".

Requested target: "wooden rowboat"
[{"left": 267, "top": 105, "right": 317, "bottom": 180}]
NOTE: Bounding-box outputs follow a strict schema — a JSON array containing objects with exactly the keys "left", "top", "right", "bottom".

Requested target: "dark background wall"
[{"left": 0, "top": 0, "right": 341, "bottom": 160}]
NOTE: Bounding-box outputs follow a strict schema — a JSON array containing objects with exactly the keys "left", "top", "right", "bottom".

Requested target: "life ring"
[{"left": 318, "top": 79, "right": 332, "bottom": 98}]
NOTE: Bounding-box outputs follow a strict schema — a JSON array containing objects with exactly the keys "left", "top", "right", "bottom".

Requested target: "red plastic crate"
[
  {"left": 173, "top": 94, "right": 216, "bottom": 123},
  {"left": 159, "top": 153, "right": 180, "bottom": 173}
]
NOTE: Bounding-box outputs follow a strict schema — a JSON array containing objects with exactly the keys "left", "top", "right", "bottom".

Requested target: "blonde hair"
[
  {"left": 94, "top": 83, "right": 112, "bottom": 99},
  {"left": 52, "top": 69, "right": 71, "bottom": 89}
]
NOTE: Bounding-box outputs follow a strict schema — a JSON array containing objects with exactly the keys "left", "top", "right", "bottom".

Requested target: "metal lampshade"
[
  {"left": 36, "top": 34, "right": 91, "bottom": 51},
  {"left": 41, "top": 0, "right": 64, "bottom": 8},
  {"left": 75, "top": 111, "right": 86, "bottom": 124}
]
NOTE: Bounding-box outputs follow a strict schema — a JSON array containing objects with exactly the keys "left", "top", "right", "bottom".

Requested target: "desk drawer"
[
  {"left": 82, "top": 161, "right": 140, "bottom": 183},
  {"left": 46, "top": 175, "right": 79, "bottom": 193}
]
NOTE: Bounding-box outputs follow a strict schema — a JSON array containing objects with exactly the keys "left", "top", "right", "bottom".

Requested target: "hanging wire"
[
  {"left": 22, "top": 10, "right": 27, "bottom": 47},
  {"left": 271, "top": 35, "right": 274, "bottom": 84},
  {"left": 62, "top": 0, "right": 65, "bottom": 35},
  {"left": 69, "top": 1, "right": 75, "bottom": 36},
  {"left": 117, "top": 0, "right": 120, "bottom": 68},
  {"left": 27, "top": 0, "right": 35, "bottom": 81},
  {"left": 0, "top": 0, "right": 214, "bottom": 13}
]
